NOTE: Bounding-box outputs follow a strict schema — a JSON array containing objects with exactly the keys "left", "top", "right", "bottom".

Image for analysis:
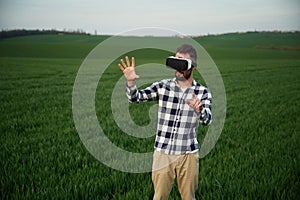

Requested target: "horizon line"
[{"left": 1, "top": 28, "right": 300, "bottom": 38}]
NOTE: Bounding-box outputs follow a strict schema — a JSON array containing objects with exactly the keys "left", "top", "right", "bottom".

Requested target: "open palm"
[{"left": 118, "top": 56, "right": 139, "bottom": 81}]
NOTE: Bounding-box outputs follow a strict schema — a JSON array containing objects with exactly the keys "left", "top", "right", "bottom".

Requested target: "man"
[{"left": 118, "top": 44, "right": 212, "bottom": 200}]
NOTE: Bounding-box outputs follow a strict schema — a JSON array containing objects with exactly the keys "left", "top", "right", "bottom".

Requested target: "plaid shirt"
[{"left": 126, "top": 78, "right": 212, "bottom": 155}]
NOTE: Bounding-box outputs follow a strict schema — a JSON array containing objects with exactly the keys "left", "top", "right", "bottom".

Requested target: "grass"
[{"left": 0, "top": 32, "right": 299, "bottom": 199}]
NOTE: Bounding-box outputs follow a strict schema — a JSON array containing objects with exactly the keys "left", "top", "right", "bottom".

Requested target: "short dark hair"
[{"left": 176, "top": 44, "right": 197, "bottom": 67}]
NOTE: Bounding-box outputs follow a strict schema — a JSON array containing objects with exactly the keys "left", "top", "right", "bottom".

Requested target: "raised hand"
[
  {"left": 185, "top": 93, "right": 203, "bottom": 113},
  {"left": 118, "top": 56, "right": 139, "bottom": 85}
]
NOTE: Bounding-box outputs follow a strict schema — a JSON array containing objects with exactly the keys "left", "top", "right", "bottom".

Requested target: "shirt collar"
[{"left": 171, "top": 77, "right": 197, "bottom": 88}]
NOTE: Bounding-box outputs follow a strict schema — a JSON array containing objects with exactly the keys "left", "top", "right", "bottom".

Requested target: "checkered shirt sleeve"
[{"left": 126, "top": 78, "right": 212, "bottom": 155}]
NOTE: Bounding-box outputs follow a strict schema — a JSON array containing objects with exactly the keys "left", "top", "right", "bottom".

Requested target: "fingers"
[
  {"left": 185, "top": 98, "right": 192, "bottom": 106},
  {"left": 185, "top": 94, "right": 202, "bottom": 112},
  {"left": 131, "top": 57, "right": 135, "bottom": 68},
  {"left": 118, "top": 63, "right": 125, "bottom": 71},
  {"left": 118, "top": 56, "right": 135, "bottom": 72},
  {"left": 120, "top": 58, "right": 127, "bottom": 69},
  {"left": 192, "top": 93, "right": 196, "bottom": 100},
  {"left": 126, "top": 56, "right": 130, "bottom": 67},
  {"left": 185, "top": 94, "right": 197, "bottom": 106},
  {"left": 194, "top": 101, "right": 202, "bottom": 112}
]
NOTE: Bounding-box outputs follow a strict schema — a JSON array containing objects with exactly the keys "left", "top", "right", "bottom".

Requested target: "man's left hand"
[{"left": 185, "top": 93, "right": 202, "bottom": 113}]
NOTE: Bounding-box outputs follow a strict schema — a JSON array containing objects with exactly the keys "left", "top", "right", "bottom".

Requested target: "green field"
[{"left": 0, "top": 32, "right": 299, "bottom": 199}]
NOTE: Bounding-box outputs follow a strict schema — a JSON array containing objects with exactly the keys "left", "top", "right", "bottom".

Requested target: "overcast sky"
[{"left": 0, "top": 0, "right": 299, "bottom": 36}]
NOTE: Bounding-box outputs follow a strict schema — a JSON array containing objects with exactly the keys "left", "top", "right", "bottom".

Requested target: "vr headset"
[{"left": 166, "top": 56, "right": 193, "bottom": 71}]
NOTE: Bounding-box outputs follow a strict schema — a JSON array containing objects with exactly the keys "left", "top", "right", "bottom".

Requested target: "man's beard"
[{"left": 175, "top": 70, "right": 192, "bottom": 81}]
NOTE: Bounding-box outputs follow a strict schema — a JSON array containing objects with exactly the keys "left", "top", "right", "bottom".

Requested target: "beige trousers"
[{"left": 152, "top": 151, "right": 199, "bottom": 200}]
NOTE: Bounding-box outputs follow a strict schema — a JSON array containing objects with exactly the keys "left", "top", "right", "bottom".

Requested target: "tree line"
[{"left": 0, "top": 29, "right": 91, "bottom": 39}]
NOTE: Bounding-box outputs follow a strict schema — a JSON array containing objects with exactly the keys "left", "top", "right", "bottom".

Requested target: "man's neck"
[{"left": 177, "top": 77, "right": 193, "bottom": 89}]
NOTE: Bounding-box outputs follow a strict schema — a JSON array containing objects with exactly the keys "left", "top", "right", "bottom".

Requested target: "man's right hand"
[{"left": 118, "top": 56, "right": 139, "bottom": 87}]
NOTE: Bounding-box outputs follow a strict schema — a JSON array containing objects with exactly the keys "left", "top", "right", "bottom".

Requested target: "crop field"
[{"left": 0, "top": 32, "right": 299, "bottom": 199}]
